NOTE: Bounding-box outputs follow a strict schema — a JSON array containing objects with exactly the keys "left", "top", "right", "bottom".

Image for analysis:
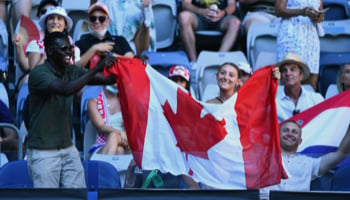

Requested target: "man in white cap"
[
  {"left": 76, "top": 2, "right": 134, "bottom": 69},
  {"left": 275, "top": 52, "right": 324, "bottom": 122}
]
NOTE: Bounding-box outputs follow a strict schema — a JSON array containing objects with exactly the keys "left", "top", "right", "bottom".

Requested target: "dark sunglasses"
[
  {"left": 89, "top": 15, "right": 107, "bottom": 23},
  {"left": 40, "top": 9, "right": 47, "bottom": 16},
  {"left": 58, "top": 45, "right": 74, "bottom": 52},
  {"left": 292, "top": 110, "right": 300, "bottom": 115}
]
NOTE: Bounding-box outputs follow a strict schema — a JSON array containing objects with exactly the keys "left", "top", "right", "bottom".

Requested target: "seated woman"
[
  {"left": 87, "top": 83, "right": 129, "bottom": 155},
  {"left": 337, "top": 63, "right": 350, "bottom": 93},
  {"left": 206, "top": 63, "right": 242, "bottom": 104}
]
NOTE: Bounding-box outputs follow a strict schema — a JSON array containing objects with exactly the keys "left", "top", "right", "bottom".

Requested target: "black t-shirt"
[
  {"left": 75, "top": 31, "right": 133, "bottom": 68},
  {"left": 192, "top": 0, "right": 228, "bottom": 9}
]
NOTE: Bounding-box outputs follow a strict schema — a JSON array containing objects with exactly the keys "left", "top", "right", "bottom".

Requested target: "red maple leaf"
[{"left": 162, "top": 88, "right": 227, "bottom": 159}]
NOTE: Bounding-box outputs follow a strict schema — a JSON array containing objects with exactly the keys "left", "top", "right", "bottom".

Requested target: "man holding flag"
[{"left": 260, "top": 119, "right": 350, "bottom": 199}]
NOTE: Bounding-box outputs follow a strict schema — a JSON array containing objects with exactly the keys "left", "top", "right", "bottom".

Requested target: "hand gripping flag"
[
  {"left": 103, "top": 57, "right": 285, "bottom": 189},
  {"left": 289, "top": 90, "right": 350, "bottom": 165}
]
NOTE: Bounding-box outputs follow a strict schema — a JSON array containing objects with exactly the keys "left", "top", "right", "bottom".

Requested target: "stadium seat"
[
  {"left": 141, "top": 50, "right": 191, "bottom": 77},
  {"left": 16, "top": 84, "right": 28, "bottom": 128},
  {"left": 332, "top": 164, "right": 350, "bottom": 191},
  {"left": 323, "top": 0, "right": 350, "bottom": 21},
  {"left": 152, "top": 0, "right": 177, "bottom": 49},
  {"left": 201, "top": 83, "right": 219, "bottom": 102},
  {"left": 72, "top": 19, "right": 89, "bottom": 43},
  {"left": 254, "top": 51, "right": 276, "bottom": 71},
  {"left": 195, "top": 50, "right": 248, "bottom": 100},
  {"left": 318, "top": 52, "right": 350, "bottom": 97},
  {"left": 83, "top": 160, "right": 122, "bottom": 190},
  {"left": 325, "top": 84, "right": 339, "bottom": 99},
  {"left": 0, "top": 160, "right": 33, "bottom": 188},
  {"left": 80, "top": 85, "right": 103, "bottom": 134},
  {"left": 246, "top": 22, "right": 279, "bottom": 70},
  {"left": 320, "top": 19, "right": 350, "bottom": 53},
  {"left": 310, "top": 170, "right": 335, "bottom": 191},
  {"left": 83, "top": 120, "right": 98, "bottom": 160},
  {"left": 0, "top": 123, "right": 23, "bottom": 160},
  {"left": 61, "top": 0, "right": 89, "bottom": 36}
]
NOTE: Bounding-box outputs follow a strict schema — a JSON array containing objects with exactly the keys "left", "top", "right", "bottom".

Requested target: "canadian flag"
[
  {"left": 289, "top": 90, "right": 350, "bottom": 163},
  {"left": 103, "top": 57, "right": 285, "bottom": 189}
]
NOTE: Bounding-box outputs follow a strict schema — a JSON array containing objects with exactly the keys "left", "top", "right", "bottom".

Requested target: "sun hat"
[
  {"left": 88, "top": 2, "right": 109, "bottom": 16},
  {"left": 237, "top": 62, "right": 252, "bottom": 75},
  {"left": 275, "top": 52, "right": 310, "bottom": 80},
  {"left": 168, "top": 65, "right": 190, "bottom": 82},
  {"left": 39, "top": 6, "right": 73, "bottom": 32}
]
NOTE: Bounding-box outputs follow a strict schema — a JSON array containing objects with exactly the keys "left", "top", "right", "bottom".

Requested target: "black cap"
[{"left": 36, "top": 0, "right": 59, "bottom": 18}]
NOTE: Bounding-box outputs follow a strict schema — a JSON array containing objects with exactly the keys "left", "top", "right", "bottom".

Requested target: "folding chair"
[
  {"left": 83, "top": 160, "right": 122, "bottom": 190},
  {"left": 246, "top": 22, "right": 278, "bottom": 70},
  {"left": 152, "top": 0, "right": 177, "bottom": 49},
  {"left": 16, "top": 84, "right": 28, "bottom": 128},
  {"left": 195, "top": 50, "right": 248, "bottom": 100},
  {"left": 80, "top": 85, "right": 103, "bottom": 134},
  {"left": 318, "top": 52, "right": 350, "bottom": 97},
  {"left": 0, "top": 160, "right": 33, "bottom": 188},
  {"left": 323, "top": 0, "right": 350, "bottom": 21},
  {"left": 332, "top": 164, "right": 350, "bottom": 191},
  {"left": 141, "top": 50, "right": 190, "bottom": 77}
]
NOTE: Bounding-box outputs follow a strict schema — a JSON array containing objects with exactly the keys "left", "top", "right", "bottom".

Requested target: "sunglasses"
[
  {"left": 58, "top": 45, "right": 74, "bottom": 52},
  {"left": 89, "top": 15, "right": 107, "bottom": 23},
  {"left": 292, "top": 110, "right": 300, "bottom": 115},
  {"left": 40, "top": 9, "right": 47, "bottom": 16}
]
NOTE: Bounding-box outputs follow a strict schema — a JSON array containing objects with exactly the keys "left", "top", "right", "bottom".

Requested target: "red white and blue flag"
[
  {"left": 289, "top": 90, "right": 350, "bottom": 161},
  {"left": 103, "top": 57, "right": 285, "bottom": 189}
]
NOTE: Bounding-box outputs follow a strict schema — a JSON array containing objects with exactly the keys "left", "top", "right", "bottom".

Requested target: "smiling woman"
[{"left": 206, "top": 62, "right": 242, "bottom": 104}]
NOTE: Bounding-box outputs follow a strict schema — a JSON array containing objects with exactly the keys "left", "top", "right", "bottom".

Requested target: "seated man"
[
  {"left": 76, "top": 2, "right": 134, "bottom": 69},
  {"left": 275, "top": 52, "right": 324, "bottom": 122},
  {"left": 260, "top": 120, "right": 350, "bottom": 199},
  {"left": 178, "top": 0, "right": 241, "bottom": 62}
]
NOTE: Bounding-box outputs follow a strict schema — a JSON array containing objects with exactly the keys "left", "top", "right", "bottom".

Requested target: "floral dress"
[
  {"left": 276, "top": 0, "right": 320, "bottom": 74},
  {"left": 99, "top": 0, "right": 157, "bottom": 52}
]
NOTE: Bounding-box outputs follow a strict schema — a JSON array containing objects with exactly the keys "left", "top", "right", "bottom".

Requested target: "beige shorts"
[{"left": 242, "top": 11, "right": 277, "bottom": 26}]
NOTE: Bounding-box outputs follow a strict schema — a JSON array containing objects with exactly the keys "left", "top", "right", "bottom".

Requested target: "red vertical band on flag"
[
  {"left": 103, "top": 57, "right": 150, "bottom": 167},
  {"left": 235, "top": 65, "right": 284, "bottom": 189}
]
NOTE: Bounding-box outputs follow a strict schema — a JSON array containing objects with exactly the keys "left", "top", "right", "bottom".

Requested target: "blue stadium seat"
[
  {"left": 323, "top": 0, "right": 350, "bottom": 21},
  {"left": 318, "top": 52, "right": 350, "bottom": 97},
  {"left": 332, "top": 164, "right": 350, "bottom": 191},
  {"left": 310, "top": 170, "right": 335, "bottom": 191},
  {"left": 0, "top": 160, "right": 33, "bottom": 188},
  {"left": 152, "top": 0, "right": 178, "bottom": 49},
  {"left": 141, "top": 50, "right": 191, "bottom": 77},
  {"left": 16, "top": 84, "right": 29, "bottom": 127},
  {"left": 80, "top": 85, "right": 103, "bottom": 135},
  {"left": 83, "top": 160, "right": 122, "bottom": 190}
]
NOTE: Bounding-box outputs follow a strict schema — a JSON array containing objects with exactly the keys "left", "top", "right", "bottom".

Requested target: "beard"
[{"left": 89, "top": 26, "right": 108, "bottom": 38}]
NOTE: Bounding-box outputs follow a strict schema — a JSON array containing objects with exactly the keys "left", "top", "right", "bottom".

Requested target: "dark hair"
[
  {"left": 169, "top": 76, "right": 190, "bottom": 91},
  {"left": 44, "top": 31, "right": 69, "bottom": 51},
  {"left": 37, "top": 0, "right": 59, "bottom": 18},
  {"left": 217, "top": 62, "right": 241, "bottom": 78}
]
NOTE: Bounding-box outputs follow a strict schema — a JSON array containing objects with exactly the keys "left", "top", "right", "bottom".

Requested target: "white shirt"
[
  {"left": 260, "top": 153, "right": 321, "bottom": 199},
  {"left": 276, "top": 86, "right": 324, "bottom": 122}
]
